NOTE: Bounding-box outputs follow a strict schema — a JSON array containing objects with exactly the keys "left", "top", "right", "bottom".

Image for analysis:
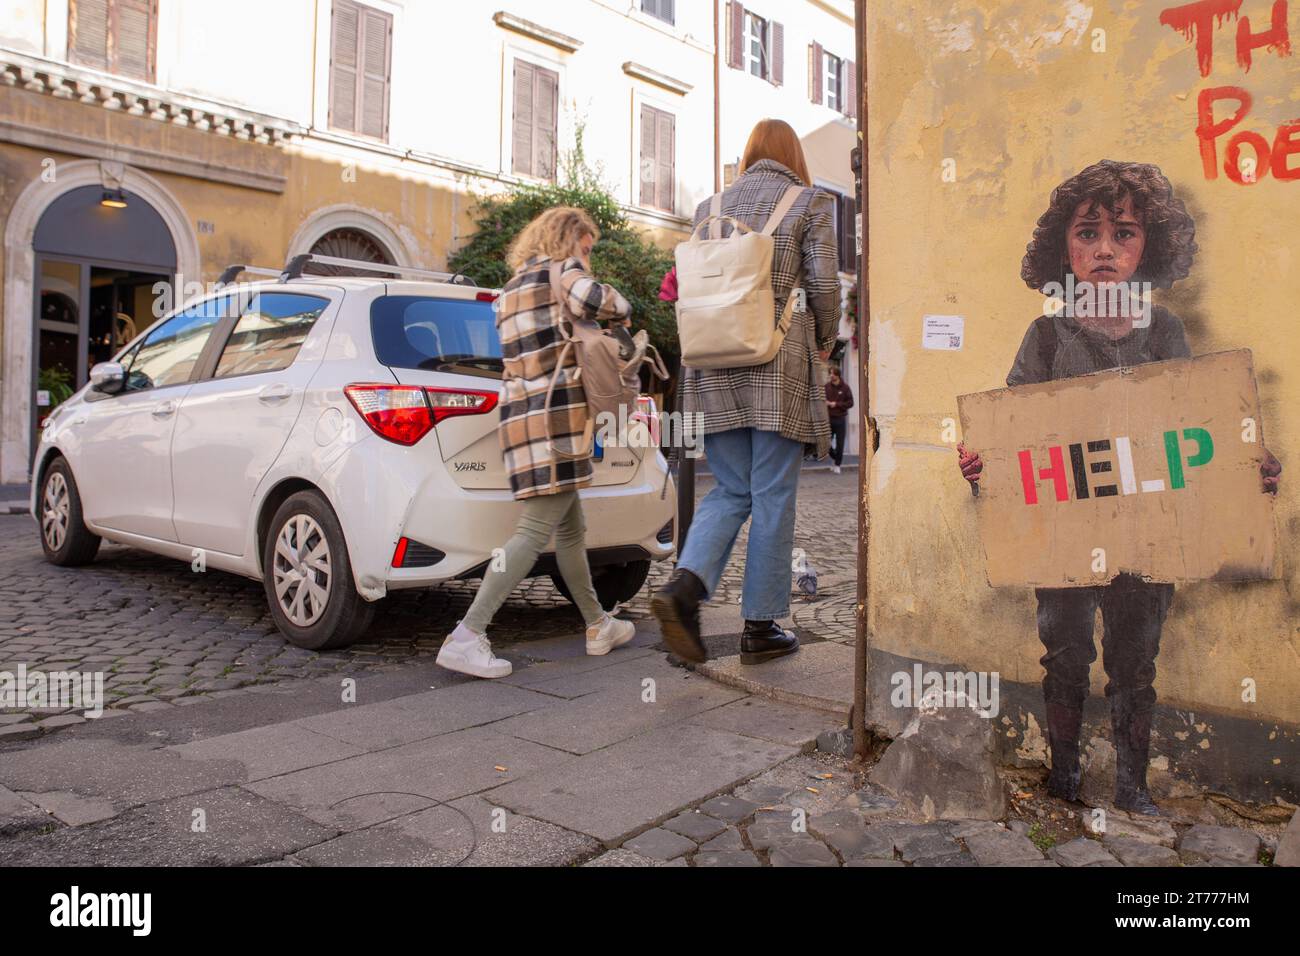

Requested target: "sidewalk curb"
[{"left": 696, "top": 656, "right": 851, "bottom": 720}]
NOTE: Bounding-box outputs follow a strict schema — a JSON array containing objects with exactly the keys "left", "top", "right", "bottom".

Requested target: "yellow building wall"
[{"left": 864, "top": 2, "right": 1300, "bottom": 728}]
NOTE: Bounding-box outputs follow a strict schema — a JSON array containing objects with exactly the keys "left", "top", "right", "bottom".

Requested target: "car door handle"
[
  {"left": 151, "top": 400, "right": 177, "bottom": 419},
  {"left": 258, "top": 384, "right": 293, "bottom": 404}
]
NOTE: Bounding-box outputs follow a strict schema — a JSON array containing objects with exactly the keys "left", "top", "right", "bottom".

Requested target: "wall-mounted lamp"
[{"left": 100, "top": 189, "right": 128, "bottom": 209}]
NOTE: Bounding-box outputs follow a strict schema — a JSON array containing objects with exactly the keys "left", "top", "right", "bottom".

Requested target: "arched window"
[{"left": 305, "top": 227, "right": 394, "bottom": 276}]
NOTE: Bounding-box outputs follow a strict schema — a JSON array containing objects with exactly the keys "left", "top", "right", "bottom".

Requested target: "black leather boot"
[
  {"left": 740, "top": 620, "right": 799, "bottom": 665},
  {"left": 1112, "top": 693, "right": 1162, "bottom": 815},
  {"left": 1044, "top": 701, "right": 1083, "bottom": 802},
  {"left": 650, "top": 568, "right": 708, "bottom": 663}
]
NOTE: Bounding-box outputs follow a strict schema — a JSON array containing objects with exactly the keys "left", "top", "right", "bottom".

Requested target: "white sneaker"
[
  {"left": 832, "top": 465, "right": 842, "bottom": 475},
  {"left": 585, "top": 613, "right": 636, "bottom": 656},
  {"left": 436, "top": 623, "right": 512, "bottom": 678}
]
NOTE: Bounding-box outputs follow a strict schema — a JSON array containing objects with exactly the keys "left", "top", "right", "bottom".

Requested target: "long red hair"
[{"left": 740, "top": 119, "right": 811, "bottom": 185}]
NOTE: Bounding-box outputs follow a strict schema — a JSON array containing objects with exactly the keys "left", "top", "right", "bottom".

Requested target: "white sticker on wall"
[
  {"left": 922, "top": 314, "right": 964, "bottom": 351},
  {"left": 36, "top": 390, "right": 51, "bottom": 407}
]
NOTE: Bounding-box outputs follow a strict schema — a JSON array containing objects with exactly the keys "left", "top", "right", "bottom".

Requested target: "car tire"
[
  {"left": 551, "top": 559, "right": 651, "bottom": 612},
  {"left": 262, "top": 490, "right": 374, "bottom": 650},
  {"left": 38, "top": 457, "right": 101, "bottom": 567}
]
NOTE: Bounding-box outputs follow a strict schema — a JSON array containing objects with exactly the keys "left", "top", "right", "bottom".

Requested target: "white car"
[{"left": 32, "top": 255, "right": 676, "bottom": 650}]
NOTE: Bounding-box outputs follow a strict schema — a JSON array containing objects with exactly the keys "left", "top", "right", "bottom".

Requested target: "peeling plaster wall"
[{"left": 864, "top": 0, "right": 1300, "bottom": 764}]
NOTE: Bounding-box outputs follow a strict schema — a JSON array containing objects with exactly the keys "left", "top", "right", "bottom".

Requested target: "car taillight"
[
  {"left": 344, "top": 384, "right": 500, "bottom": 445},
  {"left": 424, "top": 386, "right": 498, "bottom": 426},
  {"left": 344, "top": 384, "right": 431, "bottom": 445}
]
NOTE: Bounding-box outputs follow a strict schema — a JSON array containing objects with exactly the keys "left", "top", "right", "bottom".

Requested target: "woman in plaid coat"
[
  {"left": 436, "top": 207, "right": 638, "bottom": 679},
  {"left": 653, "top": 120, "right": 842, "bottom": 668}
]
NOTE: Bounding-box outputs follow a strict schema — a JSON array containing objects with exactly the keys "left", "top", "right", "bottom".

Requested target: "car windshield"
[{"left": 370, "top": 295, "right": 503, "bottom": 375}]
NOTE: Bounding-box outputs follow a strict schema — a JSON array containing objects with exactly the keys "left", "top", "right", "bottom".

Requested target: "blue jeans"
[{"left": 678, "top": 427, "right": 803, "bottom": 621}]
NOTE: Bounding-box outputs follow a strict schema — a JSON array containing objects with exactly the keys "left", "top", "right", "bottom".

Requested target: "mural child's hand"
[
  {"left": 1261, "top": 448, "right": 1282, "bottom": 495},
  {"left": 957, "top": 442, "right": 983, "bottom": 484}
]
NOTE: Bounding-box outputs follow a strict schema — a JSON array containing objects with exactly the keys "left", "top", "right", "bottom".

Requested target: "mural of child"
[{"left": 956, "top": 160, "right": 1283, "bottom": 815}]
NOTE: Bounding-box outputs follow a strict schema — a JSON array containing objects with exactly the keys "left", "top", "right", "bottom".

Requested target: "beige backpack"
[
  {"left": 544, "top": 260, "right": 668, "bottom": 459},
  {"left": 674, "top": 185, "right": 806, "bottom": 369}
]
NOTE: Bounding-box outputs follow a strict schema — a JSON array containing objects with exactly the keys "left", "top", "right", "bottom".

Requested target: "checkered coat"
[
  {"left": 677, "top": 159, "right": 842, "bottom": 457},
  {"left": 497, "top": 255, "right": 631, "bottom": 500}
]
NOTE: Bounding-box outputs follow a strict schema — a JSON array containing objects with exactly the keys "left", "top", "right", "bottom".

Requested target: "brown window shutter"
[
  {"left": 844, "top": 60, "right": 858, "bottom": 119},
  {"left": 727, "top": 2, "right": 745, "bottom": 70},
  {"left": 512, "top": 60, "right": 535, "bottom": 176},
  {"left": 639, "top": 105, "right": 656, "bottom": 208},
  {"left": 111, "top": 0, "right": 156, "bottom": 82},
  {"left": 809, "top": 42, "right": 823, "bottom": 104},
  {"left": 358, "top": 7, "right": 392, "bottom": 140},
  {"left": 330, "top": 1, "right": 360, "bottom": 132},
  {"left": 770, "top": 21, "right": 784, "bottom": 85},
  {"left": 534, "top": 65, "right": 558, "bottom": 181},
  {"left": 656, "top": 109, "right": 675, "bottom": 212},
  {"left": 69, "top": 0, "right": 110, "bottom": 72}
]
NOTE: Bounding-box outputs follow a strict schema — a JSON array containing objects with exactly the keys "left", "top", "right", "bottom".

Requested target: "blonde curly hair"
[{"left": 507, "top": 206, "right": 600, "bottom": 271}]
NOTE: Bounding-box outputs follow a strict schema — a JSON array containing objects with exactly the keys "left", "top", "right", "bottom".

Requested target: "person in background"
[
  {"left": 825, "top": 365, "right": 854, "bottom": 474},
  {"left": 436, "top": 206, "right": 636, "bottom": 679},
  {"left": 957, "top": 160, "right": 1281, "bottom": 814},
  {"left": 652, "top": 119, "right": 840, "bottom": 667}
]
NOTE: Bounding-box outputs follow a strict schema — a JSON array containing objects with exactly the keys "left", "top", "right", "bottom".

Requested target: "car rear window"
[{"left": 370, "top": 296, "right": 502, "bottom": 375}]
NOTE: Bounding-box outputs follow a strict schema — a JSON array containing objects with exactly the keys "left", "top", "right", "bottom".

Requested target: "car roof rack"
[
  {"left": 279, "top": 253, "right": 478, "bottom": 286},
  {"left": 215, "top": 264, "right": 284, "bottom": 287}
]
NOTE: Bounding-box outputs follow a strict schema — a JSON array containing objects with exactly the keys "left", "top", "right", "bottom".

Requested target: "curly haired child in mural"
[{"left": 956, "top": 160, "right": 1282, "bottom": 815}]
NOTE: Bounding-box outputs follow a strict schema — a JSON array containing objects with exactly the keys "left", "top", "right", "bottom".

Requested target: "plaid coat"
[
  {"left": 677, "top": 159, "right": 842, "bottom": 457},
  {"left": 497, "top": 255, "right": 631, "bottom": 500}
]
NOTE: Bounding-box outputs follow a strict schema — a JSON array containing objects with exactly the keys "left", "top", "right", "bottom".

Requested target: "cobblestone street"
[{"left": 0, "top": 467, "right": 858, "bottom": 737}]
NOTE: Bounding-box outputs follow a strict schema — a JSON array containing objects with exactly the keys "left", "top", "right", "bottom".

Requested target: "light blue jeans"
[{"left": 677, "top": 427, "right": 803, "bottom": 621}]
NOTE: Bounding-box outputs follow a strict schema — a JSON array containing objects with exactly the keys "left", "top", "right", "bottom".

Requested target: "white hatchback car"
[{"left": 32, "top": 255, "right": 676, "bottom": 650}]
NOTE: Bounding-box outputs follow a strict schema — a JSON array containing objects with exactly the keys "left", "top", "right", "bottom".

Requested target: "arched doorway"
[
  {"left": 305, "top": 226, "right": 394, "bottom": 276},
  {"left": 2, "top": 161, "right": 199, "bottom": 484},
  {"left": 32, "top": 185, "right": 176, "bottom": 440}
]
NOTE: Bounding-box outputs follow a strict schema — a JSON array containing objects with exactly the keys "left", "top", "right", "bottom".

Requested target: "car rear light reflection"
[
  {"left": 344, "top": 383, "right": 499, "bottom": 445},
  {"left": 424, "top": 386, "right": 498, "bottom": 426}
]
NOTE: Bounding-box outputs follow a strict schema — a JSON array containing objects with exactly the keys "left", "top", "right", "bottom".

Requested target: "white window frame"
[
  {"left": 745, "top": 11, "right": 768, "bottom": 79},
  {"left": 824, "top": 51, "right": 842, "bottom": 112}
]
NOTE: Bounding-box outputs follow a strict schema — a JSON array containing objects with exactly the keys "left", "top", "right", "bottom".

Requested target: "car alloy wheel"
[
  {"left": 42, "top": 471, "right": 70, "bottom": 552},
  {"left": 272, "top": 514, "right": 332, "bottom": 627}
]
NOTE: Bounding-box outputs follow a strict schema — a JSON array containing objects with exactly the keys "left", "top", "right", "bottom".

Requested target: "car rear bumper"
[{"left": 322, "top": 434, "right": 676, "bottom": 599}]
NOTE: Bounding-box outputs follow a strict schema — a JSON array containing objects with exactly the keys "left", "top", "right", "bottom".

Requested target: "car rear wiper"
[{"left": 418, "top": 354, "right": 504, "bottom": 372}]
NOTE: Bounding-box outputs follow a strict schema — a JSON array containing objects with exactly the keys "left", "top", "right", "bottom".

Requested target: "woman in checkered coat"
[
  {"left": 436, "top": 207, "right": 638, "bottom": 679},
  {"left": 652, "top": 120, "right": 843, "bottom": 668}
]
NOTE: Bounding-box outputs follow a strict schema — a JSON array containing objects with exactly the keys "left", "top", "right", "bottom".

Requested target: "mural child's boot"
[
  {"left": 1044, "top": 701, "right": 1083, "bottom": 802},
  {"left": 1112, "top": 692, "right": 1162, "bottom": 816}
]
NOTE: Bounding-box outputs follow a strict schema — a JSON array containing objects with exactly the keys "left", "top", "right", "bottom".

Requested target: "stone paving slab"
[
  {"left": 499, "top": 650, "right": 677, "bottom": 700},
  {"left": 0, "top": 737, "right": 244, "bottom": 811},
  {"left": 687, "top": 697, "right": 843, "bottom": 749},
  {"left": 492, "top": 673, "right": 744, "bottom": 755},
  {"left": 166, "top": 723, "right": 365, "bottom": 782},
  {"left": 0, "top": 785, "right": 337, "bottom": 866},
  {"left": 293, "top": 681, "right": 554, "bottom": 750},
  {"left": 697, "top": 642, "right": 854, "bottom": 717},
  {"left": 245, "top": 726, "right": 574, "bottom": 832},
  {"left": 487, "top": 723, "right": 798, "bottom": 844},
  {"left": 292, "top": 794, "right": 599, "bottom": 867},
  {"left": 18, "top": 790, "right": 117, "bottom": 827}
]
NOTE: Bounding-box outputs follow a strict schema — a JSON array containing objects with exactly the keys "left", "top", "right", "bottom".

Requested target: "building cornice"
[
  {"left": 0, "top": 47, "right": 304, "bottom": 145},
  {"left": 492, "top": 12, "right": 583, "bottom": 53},
  {"left": 622, "top": 61, "right": 693, "bottom": 96}
]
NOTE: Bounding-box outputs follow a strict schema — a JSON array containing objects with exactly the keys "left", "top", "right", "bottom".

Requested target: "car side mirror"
[{"left": 89, "top": 361, "right": 125, "bottom": 395}]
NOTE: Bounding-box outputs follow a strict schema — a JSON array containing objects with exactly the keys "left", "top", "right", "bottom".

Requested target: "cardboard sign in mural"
[{"left": 958, "top": 350, "right": 1278, "bottom": 587}]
